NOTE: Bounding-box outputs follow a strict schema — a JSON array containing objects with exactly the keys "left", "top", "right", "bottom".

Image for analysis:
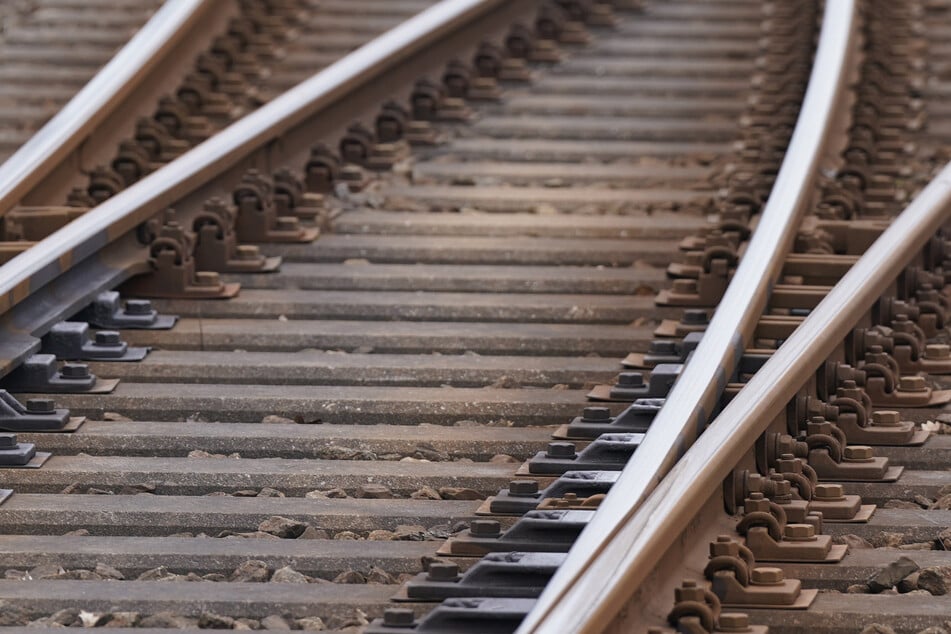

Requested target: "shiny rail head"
[{"left": 518, "top": 1, "right": 862, "bottom": 631}]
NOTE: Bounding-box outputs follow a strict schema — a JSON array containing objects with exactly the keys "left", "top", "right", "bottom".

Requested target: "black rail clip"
[
  {"left": 41, "top": 322, "right": 149, "bottom": 362},
  {"left": 76, "top": 291, "right": 177, "bottom": 330}
]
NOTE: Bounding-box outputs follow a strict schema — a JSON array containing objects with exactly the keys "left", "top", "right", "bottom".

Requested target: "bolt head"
[
  {"left": 469, "top": 519, "right": 501, "bottom": 537},
  {"left": 508, "top": 480, "right": 539, "bottom": 496},
  {"left": 94, "top": 331, "right": 122, "bottom": 346},
  {"left": 26, "top": 398, "right": 55, "bottom": 413},
  {"left": 427, "top": 562, "right": 460, "bottom": 581},
  {"left": 616, "top": 372, "right": 644, "bottom": 388},
  {"left": 581, "top": 406, "right": 611, "bottom": 422},
  {"left": 683, "top": 310, "right": 709, "bottom": 325},
  {"left": 195, "top": 271, "right": 221, "bottom": 286},
  {"left": 125, "top": 300, "right": 153, "bottom": 315},
  {"left": 382, "top": 608, "right": 415, "bottom": 627},
  {"left": 871, "top": 410, "right": 901, "bottom": 426},
  {"left": 926, "top": 344, "right": 951, "bottom": 360},
  {"left": 843, "top": 445, "right": 874, "bottom": 461},
  {"left": 672, "top": 279, "right": 697, "bottom": 294},
  {"left": 236, "top": 245, "right": 260, "bottom": 260},
  {"left": 61, "top": 363, "right": 90, "bottom": 379},
  {"left": 784, "top": 523, "right": 816, "bottom": 540},
  {"left": 813, "top": 483, "right": 845, "bottom": 500},
  {"left": 648, "top": 340, "right": 676, "bottom": 355},
  {"left": 899, "top": 375, "right": 928, "bottom": 392},
  {"left": 718, "top": 612, "right": 751, "bottom": 632},
  {"left": 750, "top": 566, "right": 784, "bottom": 585},
  {"left": 546, "top": 442, "right": 576, "bottom": 459}
]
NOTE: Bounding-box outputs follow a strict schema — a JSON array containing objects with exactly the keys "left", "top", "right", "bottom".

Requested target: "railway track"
[{"left": 0, "top": 0, "right": 949, "bottom": 632}]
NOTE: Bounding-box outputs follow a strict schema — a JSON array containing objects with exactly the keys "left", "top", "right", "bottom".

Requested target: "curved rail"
[
  {"left": 518, "top": 1, "right": 860, "bottom": 631},
  {"left": 0, "top": 0, "right": 508, "bottom": 314},
  {"left": 0, "top": 0, "right": 215, "bottom": 218}
]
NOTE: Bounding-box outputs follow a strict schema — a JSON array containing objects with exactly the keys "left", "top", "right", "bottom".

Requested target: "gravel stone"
[
  {"left": 872, "top": 532, "right": 906, "bottom": 548},
  {"left": 203, "top": 573, "right": 227, "bottom": 582},
  {"left": 271, "top": 566, "right": 310, "bottom": 584},
  {"left": 199, "top": 611, "right": 236, "bottom": 629},
  {"left": 438, "top": 487, "right": 483, "bottom": 500},
  {"left": 914, "top": 495, "right": 935, "bottom": 509},
  {"left": 367, "top": 530, "right": 396, "bottom": 541},
  {"left": 29, "top": 564, "right": 65, "bottom": 579},
  {"left": 139, "top": 612, "right": 197, "bottom": 628},
  {"left": 846, "top": 583, "right": 868, "bottom": 594},
  {"left": 3, "top": 570, "right": 26, "bottom": 580},
  {"left": 835, "top": 534, "right": 873, "bottom": 549},
  {"left": 898, "top": 571, "right": 920, "bottom": 593},
  {"left": 261, "top": 615, "right": 292, "bottom": 630},
  {"left": 234, "top": 489, "right": 258, "bottom": 497},
  {"left": 137, "top": 566, "right": 177, "bottom": 581},
  {"left": 101, "top": 612, "right": 139, "bottom": 628},
  {"left": 95, "top": 563, "right": 124, "bottom": 580},
  {"left": 261, "top": 415, "right": 296, "bottom": 424},
  {"left": 236, "top": 618, "right": 260, "bottom": 630},
  {"left": 867, "top": 556, "right": 919, "bottom": 592},
  {"left": 393, "top": 525, "right": 428, "bottom": 541},
  {"left": 321, "top": 488, "right": 349, "bottom": 498},
  {"left": 304, "top": 490, "right": 328, "bottom": 499},
  {"left": 230, "top": 560, "right": 270, "bottom": 582},
  {"left": 860, "top": 626, "right": 897, "bottom": 634},
  {"left": 258, "top": 515, "right": 310, "bottom": 538},
  {"left": 410, "top": 485, "right": 442, "bottom": 500},
  {"left": 918, "top": 566, "right": 951, "bottom": 595},
  {"left": 490, "top": 453, "right": 520, "bottom": 463},
  {"left": 899, "top": 542, "right": 935, "bottom": 551},
  {"left": 295, "top": 617, "right": 326, "bottom": 631},
  {"left": 333, "top": 531, "right": 361, "bottom": 540},
  {"left": 297, "top": 526, "right": 330, "bottom": 540},
  {"left": 357, "top": 484, "right": 395, "bottom": 499},
  {"left": 366, "top": 566, "right": 397, "bottom": 584},
  {"left": 884, "top": 499, "right": 921, "bottom": 510},
  {"left": 933, "top": 494, "right": 951, "bottom": 510},
  {"left": 333, "top": 570, "right": 366, "bottom": 584},
  {"left": 258, "top": 487, "right": 285, "bottom": 498}
]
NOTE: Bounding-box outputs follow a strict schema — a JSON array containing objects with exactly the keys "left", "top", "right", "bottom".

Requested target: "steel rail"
[
  {"left": 518, "top": 1, "right": 859, "bottom": 631},
  {"left": 0, "top": 0, "right": 216, "bottom": 219},
  {"left": 0, "top": 0, "right": 511, "bottom": 313}
]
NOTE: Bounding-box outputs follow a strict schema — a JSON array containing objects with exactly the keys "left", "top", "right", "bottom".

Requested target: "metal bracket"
[
  {"left": 623, "top": 332, "right": 703, "bottom": 369},
  {"left": 521, "top": 434, "right": 643, "bottom": 476},
  {"left": 0, "top": 433, "right": 37, "bottom": 466},
  {"left": 366, "top": 598, "right": 534, "bottom": 634},
  {"left": 0, "top": 391, "right": 78, "bottom": 432},
  {"left": 1, "top": 354, "right": 117, "bottom": 394},
  {"left": 396, "top": 552, "right": 564, "bottom": 602},
  {"left": 586, "top": 364, "right": 681, "bottom": 401},
  {"left": 438, "top": 510, "right": 593, "bottom": 557},
  {"left": 555, "top": 400, "right": 659, "bottom": 439},
  {"left": 76, "top": 291, "right": 177, "bottom": 330},
  {"left": 483, "top": 471, "right": 620, "bottom": 516},
  {"left": 41, "top": 322, "right": 148, "bottom": 362}
]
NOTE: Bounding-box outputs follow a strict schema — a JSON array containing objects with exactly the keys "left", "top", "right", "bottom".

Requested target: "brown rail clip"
[
  {"left": 705, "top": 536, "right": 817, "bottom": 609},
  {"left": 736, "top": 494, "right": 845, "bottom": 563},
  {"left": 233, "top": 170, "right": 319, "bottom": 243},
  {"left": 122, "top": 212, "right": 239, "bottom": 300},
  {"left": 192, "top": 198, "right": 281, "bottom": 274}
]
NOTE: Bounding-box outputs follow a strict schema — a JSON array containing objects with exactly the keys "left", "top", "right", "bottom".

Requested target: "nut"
[
  {"left": 616, "top": 372, "right": 644, "bottom": 388},
  {"left": 427, "top": 562, "right": 459, "bottom": 581},
  {"left": 843, "top": 445, "right": 873, "bottom": 461},
  {"left": 672, "top": 278, "right": 698, "bottom": 294},
  {"left": 750, "top": 566, "right": 784, "bottom": 585},
  {"left": 899, "top": 375, "right": 928, "bottom": 392},
  {"left": 508, "top": 480, "right": 539, "bottom": 496},
  {"left": 784, "top": 523, "right": 816, "bottom": 541},
  {"left": 546, "top": 442, "right": 576, "bottom": 459},
  {"left": 382, "top": 608, "right": 415, "bottom": 627},
  {"left": 581, "top": 407, "right": 611, "bottom": 422},
  {"left": 469, "top": 519, "right": 501, "bottom": 537},
  {"left": 94, "top": 331, "right": 122, "bottom": 345},
  {"left": 926, "top": 344, "right": 951, "bottom": 360},
  {"left": 718, "top": 612, "right": 751, "bottom": 632},
  {"left": 871, "top": 410, "right": 901, "bottom": 426},
  {"left": 813, "top": 483, "right": 845, "bottom": 500}
]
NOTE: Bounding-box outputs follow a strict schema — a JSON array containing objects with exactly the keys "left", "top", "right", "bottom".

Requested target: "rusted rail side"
[
  {"left": 0, "top": 0, "right": 218, "bottom": 217},
  {"left": 519, "top": 1, "right": 861, "bottom": 631}
]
